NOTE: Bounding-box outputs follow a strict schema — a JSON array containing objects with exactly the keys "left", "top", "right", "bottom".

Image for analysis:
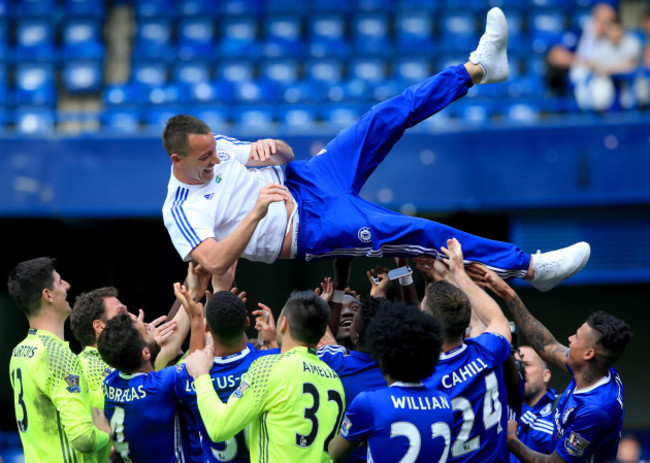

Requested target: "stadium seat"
[
  {"left": 219, "top": 16, "right": 260, "bottom": 58},
  {"left": 571, "top": 8, "right": 592, "bottom": 31},
  {"left": 217, "top": 0, "right": 262, "bottom": 16},
  {"left": 435, "top": 53, "right": 467, "bottom": 73},
  {"left": 444, "top": 0, "right": 485, "bottom": 10},
  {"left": 11, "top": 0, "right": 57, "bottom": 17},
  {"left": 320, "top": 103, "right": 366, "bottom": 128},
  {"left": 176, "top": 17, "right": 216, "bottom": 60},
  {"left": 133, "top": 18, "right": 173, "bottom": 61},
  {"left": 260, "top": 59, "right": 300, "bottom": 86},
  {"left": 214, "top": 60, "right": 255, "bottom": 84},
  {"left": 439, "top": 11, "right": 479, "bottom": 53},
  {"left": 63, "top": 0, "right": 106, "bottom": 18},
  {"left": 278, "top": 105, "right": 318, "bottom": 131},
  {"left": 142, "top": 105, "right": 183, "bottom": 130},
  {"left": 192, "top": 106, "right": 230, "bottom": 131},
  {"left": 529, "top": 9, "right": 567, "bottom": 54},
  {"left": 502, "top": 100, "right": 542, "bottom": 124},
  {"left": 13, "top": 19, "right": 57, "bottom": 61},
  {"left": 305, "top": 59, "right": 344, "bottom": 85},
  {"left": 265, "top": 0, "right": 305, "bottom": 14},
  {"left": 357, "top": 0, "right": 393, "bottom": 12},
  {"left": 175, "top": 0, "right": 219, "bottom": 17},
  {"left": 392, "top": 56, "right": 432, "bottom": 85},
  {"left": 0, "top": 0, "right": 8, "bottom": 17},
  {"left": 62, "top": 19, "right": 105, "bottom": 60},
  {"left": 141, "top": 83, "right": 187, "bottom": 106},
  {"left": 487, "top": 0, "right": 524, "bottom": 7},
  {"left": 0, "top": 21, "right": 8, "bottom": 62},
  {"left": 14, "top": 108, "right": 56, "bottom": 135},
  {"left": 231, "top": 105, "right": 276, "bottom": 129},
  {"left": 173, "top": 61, "right": 211, "bottom": 86},
  {"left": 186, "top": 80, "right": 233, "bottom": 104},
  {"left": 103, "top": 83, "right": 140, "bottom": 107},
  {"left": 396, "top": 0, "right": 443, "bottom": 11},
  {"left": 232, "top": 80, "right": 277, "bottom": 104},
  {"left": 505, "top": 10, "right": 526, "bottom": 56},
  {"left": 101, "top": 107, "right": 142, "bottom": 133},
  {"left": 14, "top": 62, "right": 57, "bottom": 106},
  {"left": 349, "top": 57, "right": 387, "bottom": 84},
  {"left": 131, "top": 61, "right": 168, "bottom": 87},
  {"left": 62, "top": 60, "right": 103, "bottom": 93},
  {"left": 134, "top": 0, "right": 174, "bottom": 18},
  {"left": 449, "top": 99, "right": 494, "bottom": 126},
  {"left": 262, "top": 15, "right": 302, "bottom": 58},
  {"left": 280, "top": 80, "right": 322, "bottom": 104},
  {"left": 351, "top": 13, "right": 391, "bottom": 56},
  {"left": 307, "top": 13, "right": 349, "bottom": 58},
  {"left": 527, "top": 0, "right": 570, "bottom": 7},
  {"left": 395, "top": 12, "right": 435, "bottom": 53}
]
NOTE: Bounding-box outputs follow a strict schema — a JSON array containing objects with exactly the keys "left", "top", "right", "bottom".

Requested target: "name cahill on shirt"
[{"left": 440, "top": 358, "right": 489, "bottom": 389}]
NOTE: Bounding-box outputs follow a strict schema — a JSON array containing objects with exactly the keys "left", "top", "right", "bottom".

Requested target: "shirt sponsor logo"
[
  {"left": 565, "top": 431, "right": 590, "bottom": 457},
  {"left": 233, "top": 381, "right": 250, "bottom": 398},
  {"left": 217, "top": 151, "right": 230, "bottom": 161},
  {"left": 340, "top": 416, "right": 352, "bottom": 437},
  {"left": 358, "top": 227, "right": 372, "bottom": 243},
  {"left": 65, "top": 374, "right": 81, "bottom": 393},
  {"left": 562, "top": 407, "right": 574, "bottom": 425}
]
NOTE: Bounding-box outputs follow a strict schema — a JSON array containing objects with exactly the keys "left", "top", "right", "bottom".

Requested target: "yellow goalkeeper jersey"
[
  {"left": 195, "top": 346, "right": 345, "bottom": 463},
  {"left": 9, "top": 329, "right": 111, "bottom": 463}
]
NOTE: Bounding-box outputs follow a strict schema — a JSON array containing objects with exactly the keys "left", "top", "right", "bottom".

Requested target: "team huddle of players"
[{"left": 8, "top": 236, "right": 632, "bottom": 463}]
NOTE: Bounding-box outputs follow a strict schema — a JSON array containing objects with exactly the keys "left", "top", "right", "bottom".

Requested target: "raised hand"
[
  {"left": 367, "top": 265, "right": 390, "bottom": 298},
  {"left": 249, "top": 138, "right": 277, "bottom": 163},
  {"left": 252, "top": 303, "right": 278, "bottom": 349},
  {"left": 185, "top": 345, "right": 214, "bottom": 379},
  {"left": 314, "top": 277, "right": 334, "bottom": 303}
]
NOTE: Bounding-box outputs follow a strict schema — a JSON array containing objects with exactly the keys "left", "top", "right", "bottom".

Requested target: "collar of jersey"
[
  {"left": 213, "top": 346, "right": 251, "bottom": 364},
  {"left": 439, "top": 343, "right": 467, "bottom": 360},
  {"left": 391, "top": 381, "right": 424, "bottom": 388},
  {"left": 119, "top": 371, "right": 146, "bottom": 380},
  {"left": 573, "top": 371, "right": 612, "bottom": 394}
]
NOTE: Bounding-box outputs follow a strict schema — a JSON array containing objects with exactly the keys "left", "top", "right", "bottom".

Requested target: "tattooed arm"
[
  {"left": 467, "top": 263, "right": 569, "bottom": 372},
  {"left": 508, "top": 421, "right": 568, "bottom": 463}
]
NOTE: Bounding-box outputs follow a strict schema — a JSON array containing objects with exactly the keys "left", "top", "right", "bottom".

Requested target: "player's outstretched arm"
[
  {"left": 467, "top": 263, "right": 569, "bottom": 372},
  {"left": 246, "top": 138, "right": 294, "bottom": 167},
  {"left": 191, "top": 183, "right": 292, "bottom": 275}
]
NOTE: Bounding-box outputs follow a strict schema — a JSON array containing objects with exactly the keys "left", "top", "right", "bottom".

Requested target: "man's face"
[
  {"left": 103, "top": 297, "right": 128, "bottom": 321},
  {"left": 174, "top": 133, "right": 220, "bottom": 184},
  {"left": 50, "top": 271, "right": 72, "bottom": 316},
  {"left": 520, "top": 346, "right": 549, "bottom": 402},
  {"left": 567, "top": 322, "right": 597, "bottom": 369},
  {"left": 135, "top": 317, "right": 161, "bottom": 367},
  {"left": 336, "top": 295, "right": 361, "bottom": 343}
]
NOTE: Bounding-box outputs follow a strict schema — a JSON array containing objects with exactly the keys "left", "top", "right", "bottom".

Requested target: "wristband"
[
  {"left": 331, "top": 290, "right": 344, "bottom": 304},
  {"left": 399, "top": 274, "right": 414, "bottom": 286}
]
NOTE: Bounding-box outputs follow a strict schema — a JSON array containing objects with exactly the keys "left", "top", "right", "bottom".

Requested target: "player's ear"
[
  {"left": 142, "top": 346, "right": 151, "bottom": 361},
  {"left": 543, "top": 368, "right": 551, "bottom": 383},
  {"left": 93, "top": 319, "right": 105, "bottom": 336},
  {"left": 170, "top": 153, "right": 182, "bottom": 166}
]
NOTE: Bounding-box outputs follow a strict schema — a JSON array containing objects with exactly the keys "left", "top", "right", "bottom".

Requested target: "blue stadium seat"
[
  {"left": 0, "top": 21, "right": 8, "bottom": 62},
  {"left": 395, "top": 12, "right": 435, "bottom": 53},
  {"left": 0, "top": 0, "right": 8, "bottom": 17},
  {"left": 103, "top": 83, "right": 140, "bottom": 106},
  {"left": 219, "top": 16, "right": 260, "bottom": 58},
  {"left": 487, "top": 0, "right": 524, "bottom": 7},
  {"left": 11, "top": 0, "right": 57, "bottom": 17},
  {"left": 305, "top": 59, "right": 344, "bottom": 85},
  {"left": 62, "top": 19, "right": 105, "bottom": 59},
  {"left": 278, "top": 105, "right": 318, "bottom": 131},
  {"left": 175, "top": 0, "right": 219, "bottom": 17},
  {"left": 307, "top": 14, "right": 349, "bottom": 58},
  {"left": 435, "top": 53, "right": 467, "bottom": 72},
  {"left": 101, "top": 107, "right": 142, "bottom": 133},
  {"left": 14, "top": 108, "right": 56, "bottom": 135},
  {"left": 527, "top": 0, "right": 570, "bottom": 7},
  {"left": 260, "top": 59, "right": 299, "bottom": 86},
  {"left": 134, "top": 0, "right": 174, "bottom": 18},
  {"left": 214, "top": 60, "right": 255, "bottom": 84},
  {"left": 502, "top": 100, "right": 542, "bottom": 124},
  {"left": 186, "top": 81, "right": 233, "bottom": 104},
  {"left": 177, "top": 17, "right": 216, "bottom": 60},
  {"left": 320, "top": 103, "right": 366, "bottom": 127},
  {"left": 173, "top": 61, "right": 211, "bottom": 85},
  {"left": 232, "top": 80, "right": 277, "bottom": 103},
  {"left": 13, "top": 19, "right": 57, "bottom": 61},
  {"left": 349, "top": 57, "right": 387, "bottom": 84},
  {"left": 262, "top": 15, "right": 302, "bottom": 58},
  {"left": 449, "top": 99, "right": 494, "bottom": 126},
  {"left": 62, "top": 60, "right": 103, "bottom": 93},
  {"left": 529, "top": 9, "right": 567, "bottom": 54},
  {"left": 133, "top": 18, "right": 173, "bottom": 61},
  {"left": 14, "top": 62, "right": 56, "bottom": 106},
  {"left": 309, "top": 0, "right": 352, "bottom": 13},
  {"left": 265, "top": 0, "right": 305, "bottom": 14},
  {"left": 357, "top": 0, "right": 393, "bottom": 12},
  {"left": 143, "top": 105, "right": 183, "bottom": 130},
  {"left": 571, "top": 8, "right": 591, "bottom": 31},
  {"left": 440, "top": 11, "right": 479, "bottom": 53},
  {"left": 231, "top": 105, "right": 276, "bottom": 129},
  {"left": 506, "top": 10, "right": 526, "bottom": 55},
  {"left": 131, "top": 61, "right": 168, "bottom": 87},
  {"left": 444, "top": 0, "right": 484, "bottom": 10},
  {"left": 280, "top": 80, "right": 321, "bottom": 104},
  {"left": 396, "top": 0, "right": 443, "bottom": 11},
  {"left": 193, "top": 106, "right": 230, "bottom": 130},
  {"left": 351, "top": 13, "right": 391, "bottom": 55},
  {"left": 142, "top": 83, "right": 187, "bottom": 106},
  {"left": 392, "top": 56, "right": 432, "bottom": 85},
  {"left": 217, "top": 0, "right": 262, "bottom": 16},
  {"left": 63, "top": 0, "right": 106, "bottom": 18}
]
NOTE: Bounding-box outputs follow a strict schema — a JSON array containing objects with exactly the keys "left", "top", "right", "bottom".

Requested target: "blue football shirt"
[
  {"left": 424, "top": 332, "right": 511, "bottom": 463},
  {"left": 510, "top": 388, "right": 556, "bottom": 463},
  {"left": 103, "top": 366, "right": 190, "bottom": 462},
  {"left": 174, "top": 344, "right": 279, "bottom": 463},
  {"left": 340, "top": 381, "right": 454, "bottom": 463},
  {"left": 551, "top": 366, "right": 624, "bottom": 463}
]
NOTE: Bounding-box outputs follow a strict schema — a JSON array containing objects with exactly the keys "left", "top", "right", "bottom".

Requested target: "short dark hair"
[
  {"left": 7, "top": 257, "right": 57, "bottom": 317},
  {"left": 205, "top": 291, "right": 248, "bottom": 346},
  {"left": 367, "top": 302, "right": 443, "bottom": 382},
  {"left": 587, "top": 311, "right": 633, "bottom": 367},
  {"left": 281, "top": 291, "right": 330, "bottom": 345},
  {"left": 70, "top": 287, "right": 119, "bottom": 347},
  {"left": 162, "top": 114, "right": 212, "bottom": 157},
  {"left": 97, "top": 313, "right": 145, "bottom": 374},
  {"left": 352, "top": 296, "right": 388, "bottom": 349},
  {"left": 423, "top": 281, "right": 471, "bottom": 342}
]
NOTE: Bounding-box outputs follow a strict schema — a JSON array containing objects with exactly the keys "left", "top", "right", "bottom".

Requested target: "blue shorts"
[{"left": 286, "top": 65, "right": 531, "bottom": 278}]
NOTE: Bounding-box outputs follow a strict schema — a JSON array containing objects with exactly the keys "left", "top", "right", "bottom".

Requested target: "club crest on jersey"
[
  {"left": 65, "top": 374, "right": 81, "bottom": 393},
  {"left": 540, "top": 403, "right": 552, "bottom": 416},
  {"left": 340, "top": 416, "right": 352, "bottom": 437},
  {"left": 103, "top": 367, "right": 113, "bottom": 377},
  {"left": 217, "top": 151, "right": 230, "bottom": 161},
  {"left": 233, "top": 381, "right": 250, "bottom": 398},
  {"left": 562, "top": 407, "right": 574, "bottom": 424},
  {"left": 358, "top": 227, "right": 372, "bottom": 243},
  {"left": 565, "top": 431, "right": 590, "bottom": 456}
]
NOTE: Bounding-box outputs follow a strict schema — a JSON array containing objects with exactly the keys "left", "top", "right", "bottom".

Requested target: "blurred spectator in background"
[
  {"left": 635, "top": 9, "right": 650, "bottom": 107},
  {"left": 616, "top": 433, "right": 646, "bottom": 462}
]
